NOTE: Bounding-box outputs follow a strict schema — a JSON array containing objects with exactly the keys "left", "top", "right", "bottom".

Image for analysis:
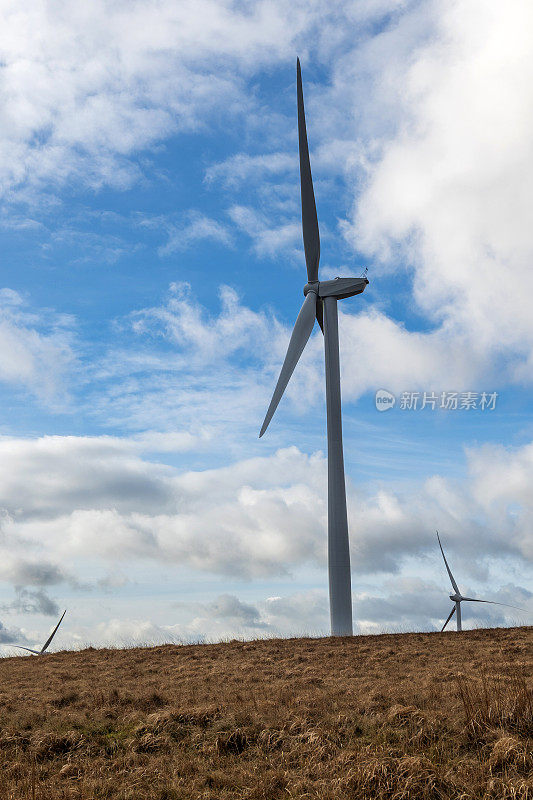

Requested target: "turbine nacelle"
[
  {"left": 450, "top": 593, "right": 462, "bottom": 603},
  {"left": 304, "top": 276, "right": 369, "bottom": 300}
]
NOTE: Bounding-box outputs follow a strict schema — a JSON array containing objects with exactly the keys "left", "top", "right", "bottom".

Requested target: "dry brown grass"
[{"left": 0, "top": 626, "right": 531, "bottom": 799}]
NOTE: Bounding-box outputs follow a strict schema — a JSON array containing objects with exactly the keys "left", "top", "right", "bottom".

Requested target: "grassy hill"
[{"left": 0, "top": 626, "right": 531, "bottom": 799}]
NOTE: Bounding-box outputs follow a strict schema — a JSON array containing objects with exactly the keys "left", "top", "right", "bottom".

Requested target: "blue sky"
[{"left": 0, "top": 0, "right": 532, "bottom": 650}]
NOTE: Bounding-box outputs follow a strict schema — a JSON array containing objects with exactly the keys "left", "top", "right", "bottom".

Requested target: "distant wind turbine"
[
  {"left": 259, "top": 59, "right": 369, "bottom": 636},
  {"left": 11, "top": 609, "right": 67, "bottom": 655},
  {"left": 437, "top": 533, "right": 523, "bottom": 631}
]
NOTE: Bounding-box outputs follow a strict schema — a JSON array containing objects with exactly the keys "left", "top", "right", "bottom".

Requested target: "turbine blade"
[
  {"left": 436, "top": 531, "right": 459, "bottom": 594},
  {"left": 316, "top": 297, "right": 324, "bottom": 333},
  {"left": 40, "top": 609, "right": 66, "bottom": 654},
  {"left": 11, "top": 645, "right": 41, "bottom": 655},
  {"left": 462, "top": 598, "right": 526, "bottom": 612},
  {"left": 297, "top": 58, "right": 320, "bottom": 283},
  {"left": 259, "top": 290, "right": 317, "bottom": 437},
  {"left": 440, "top": 605, "right": 456, "bottom": 632}
]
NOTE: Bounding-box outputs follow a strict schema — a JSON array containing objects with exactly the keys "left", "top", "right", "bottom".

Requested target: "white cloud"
[
  {"left": 0, "top": 437, "right": 325, "bottom": 580},
  {"left": 0, "top": 434, "right": 177, "bottom": 520},
  {"left": 0, "top": 433, "right": 532, "bottom": 600},
  {"left": 92, "top": 591, "right": 330, "bottom": 645},
  {"left": 348, "top": 0, "right": 533, "bottom": 388},
  {"left": 205, "top": 152, "right": 295, "bottom": 189},
  {"left": 5, "top": 0, "right": 532, "bottom": 401},
  {"left": 133, "top": 429, "right": 211, "bottom": 453},
  {"left": 6, "top": 578, "right": 529, "bottom": 651},
  {"left": 3, "top": 587, "right": 59, "bottom": 616},
  {"left": 92, "top": 282, "right": 323, "bottom": 440},
  {"left": 1, "top": 1, "right": 532, "bottom": 647},
  {"left": 0, "top": 555, "right": 74, "bottom": 588},
  {"left": 175, "top": 590, "right": 333, "bottom": 640},
  {"left": 338, "top": 307, "right": 483, "bottom": 400},
  {"left": 91, "top": 280, "right": 489, "bottom": 449},
  {"left": 0, "top": 620, "right": 31, "bottom": 647},
  {"left": 260, "top": 590, "right": 330, "bottom": 635},
  {"left": 354, "top": 576, "right": 532, "bottom": 630},
  {"left": 0, "top": 289, "right": 75, "bottom": 402},
  {"left": 193, "top": 1, "right": 533, "bottom": 399},
  {"left": 7, "top": 0, "right": 531, "bottom": 401},
  {"left": 0, "top": 0, "right": 402, "bottom": 200},
  {"left": 49, "top": 227, "right": 134, "bottom": 265},
  {"left": 128, "top": 282, "right": 275, "bottom": 367},
  {"left": 228, "top": 205, "right": 302, "bottom": 259},
  {"left": 90, "top": 618, "right": 183, "bottom": 648},
  {"left": 139, "top": 211, "right": 233, "bottom": 256}
]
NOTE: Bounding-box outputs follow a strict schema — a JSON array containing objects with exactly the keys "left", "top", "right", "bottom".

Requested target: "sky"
[{"left": 0, "top": 0, "right": 532, "bottom": 651}]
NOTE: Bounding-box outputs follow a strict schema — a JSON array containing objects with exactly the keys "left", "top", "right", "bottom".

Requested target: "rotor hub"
[{"left": 303, "top": 281, "right": 319, "bottom": 296}]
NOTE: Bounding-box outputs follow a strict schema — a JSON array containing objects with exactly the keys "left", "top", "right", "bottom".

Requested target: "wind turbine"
[
  {"left": 11, "top": 609, "right": 67, "bottom": 655},
  {"left": 437, "top": 533, "right": 524, "bottom": 631},
  {"left": 259, "top": 59, "right": 368, "bottom": 636}
]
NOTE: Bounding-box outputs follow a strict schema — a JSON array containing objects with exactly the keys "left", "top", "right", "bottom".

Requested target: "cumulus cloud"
[
  {"left": 260, "top": 591, "right": 330, "bottom": 635},
  {"left": 354, "top": 577, "right": 532, "bottom": 631},
  {"left": 190, "top": 0, "right": 533, "bottom": 397},
  {"left": 0, "top": 0, "right": 400, "bottom": 200},
  {"left": 128, "top": 282, "right": 274, "bottom": 367},
  {"left": 23, "top": 580, "right": 529, "bottom": 650},
  {"left": 205, "top": 153, "right": 295, "bottom": 189},
  {"left": 347, "top": 0, "right": 533, "bottom": 389},
  {"left": 202, "top": 594, "right": 266, "bottom": 626},
  {"left": 3, "top": 0, "right": 532, "bottom": 404},
  {"left": 174, "top": 594, "right": 268, "bottom": 640},
  {"left": 4, "top": 588, "right": 59, "bottom": 616},
  {"left": 89, "top": 618, "right": 184, "bottom": 648},
  {"left": 0, "top": 289, "right": 75, "bottom": 402},
  {"left": 1, "top": 1, "right": 532, "bottom": 646},
  {"left": 0, "top": 433, "right": 532, "bottom": 601},
  {"left": 0, "top": 556, "right": 72, "bottom": 588},
  {"left": 170, "top": 590, "right": 329, "bottom": 641},
  {"left": 0, "top": 620, "right": 30, "bottom": 647},
  {"left": 337, "top": 307, "right": 484, "bottom": 400},
  {"left": 176, "top": 592, "right": 328, "bottom": 639},
  {"left": 1, "top": 444, "right": 326, "bottom": 578},
  {"left": 355, "top": 578, "right": 447, "bottom": 629},
  {"left": 0, "top": 435, "right": 176, "bottom": 520},
  {"left": 93, "top": 282, "right": 324, "bottom": 439},
  {"left": 138, "top": 211, "right": 233, "bottom": 256},
  {"left": 228, "top": 205, "right": 302, "bottom": 260}
]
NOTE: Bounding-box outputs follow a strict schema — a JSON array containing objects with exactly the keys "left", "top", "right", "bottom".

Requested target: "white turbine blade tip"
[
  {"left": 41, "top": 609, "right": 67, "bottom": 653},
  {"left": 436, "top": 532, "right": 460, "bottom": 593},
  {"left": 11, "top": 645, "right": 40, "bottom": 654},
  {"left": 476, "top": 599, "right": 526, "bottom": 612}
]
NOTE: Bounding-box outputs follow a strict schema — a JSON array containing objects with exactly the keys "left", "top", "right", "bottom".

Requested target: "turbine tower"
[
  {"left": 11, "top": 609, "right": 67, "bottom": 655},
  {"left": 437, "top": 533, "right": 523, "bottom": 631},
  {"left": 259, "top": 59, "right": 368, "bottom": 636}
]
